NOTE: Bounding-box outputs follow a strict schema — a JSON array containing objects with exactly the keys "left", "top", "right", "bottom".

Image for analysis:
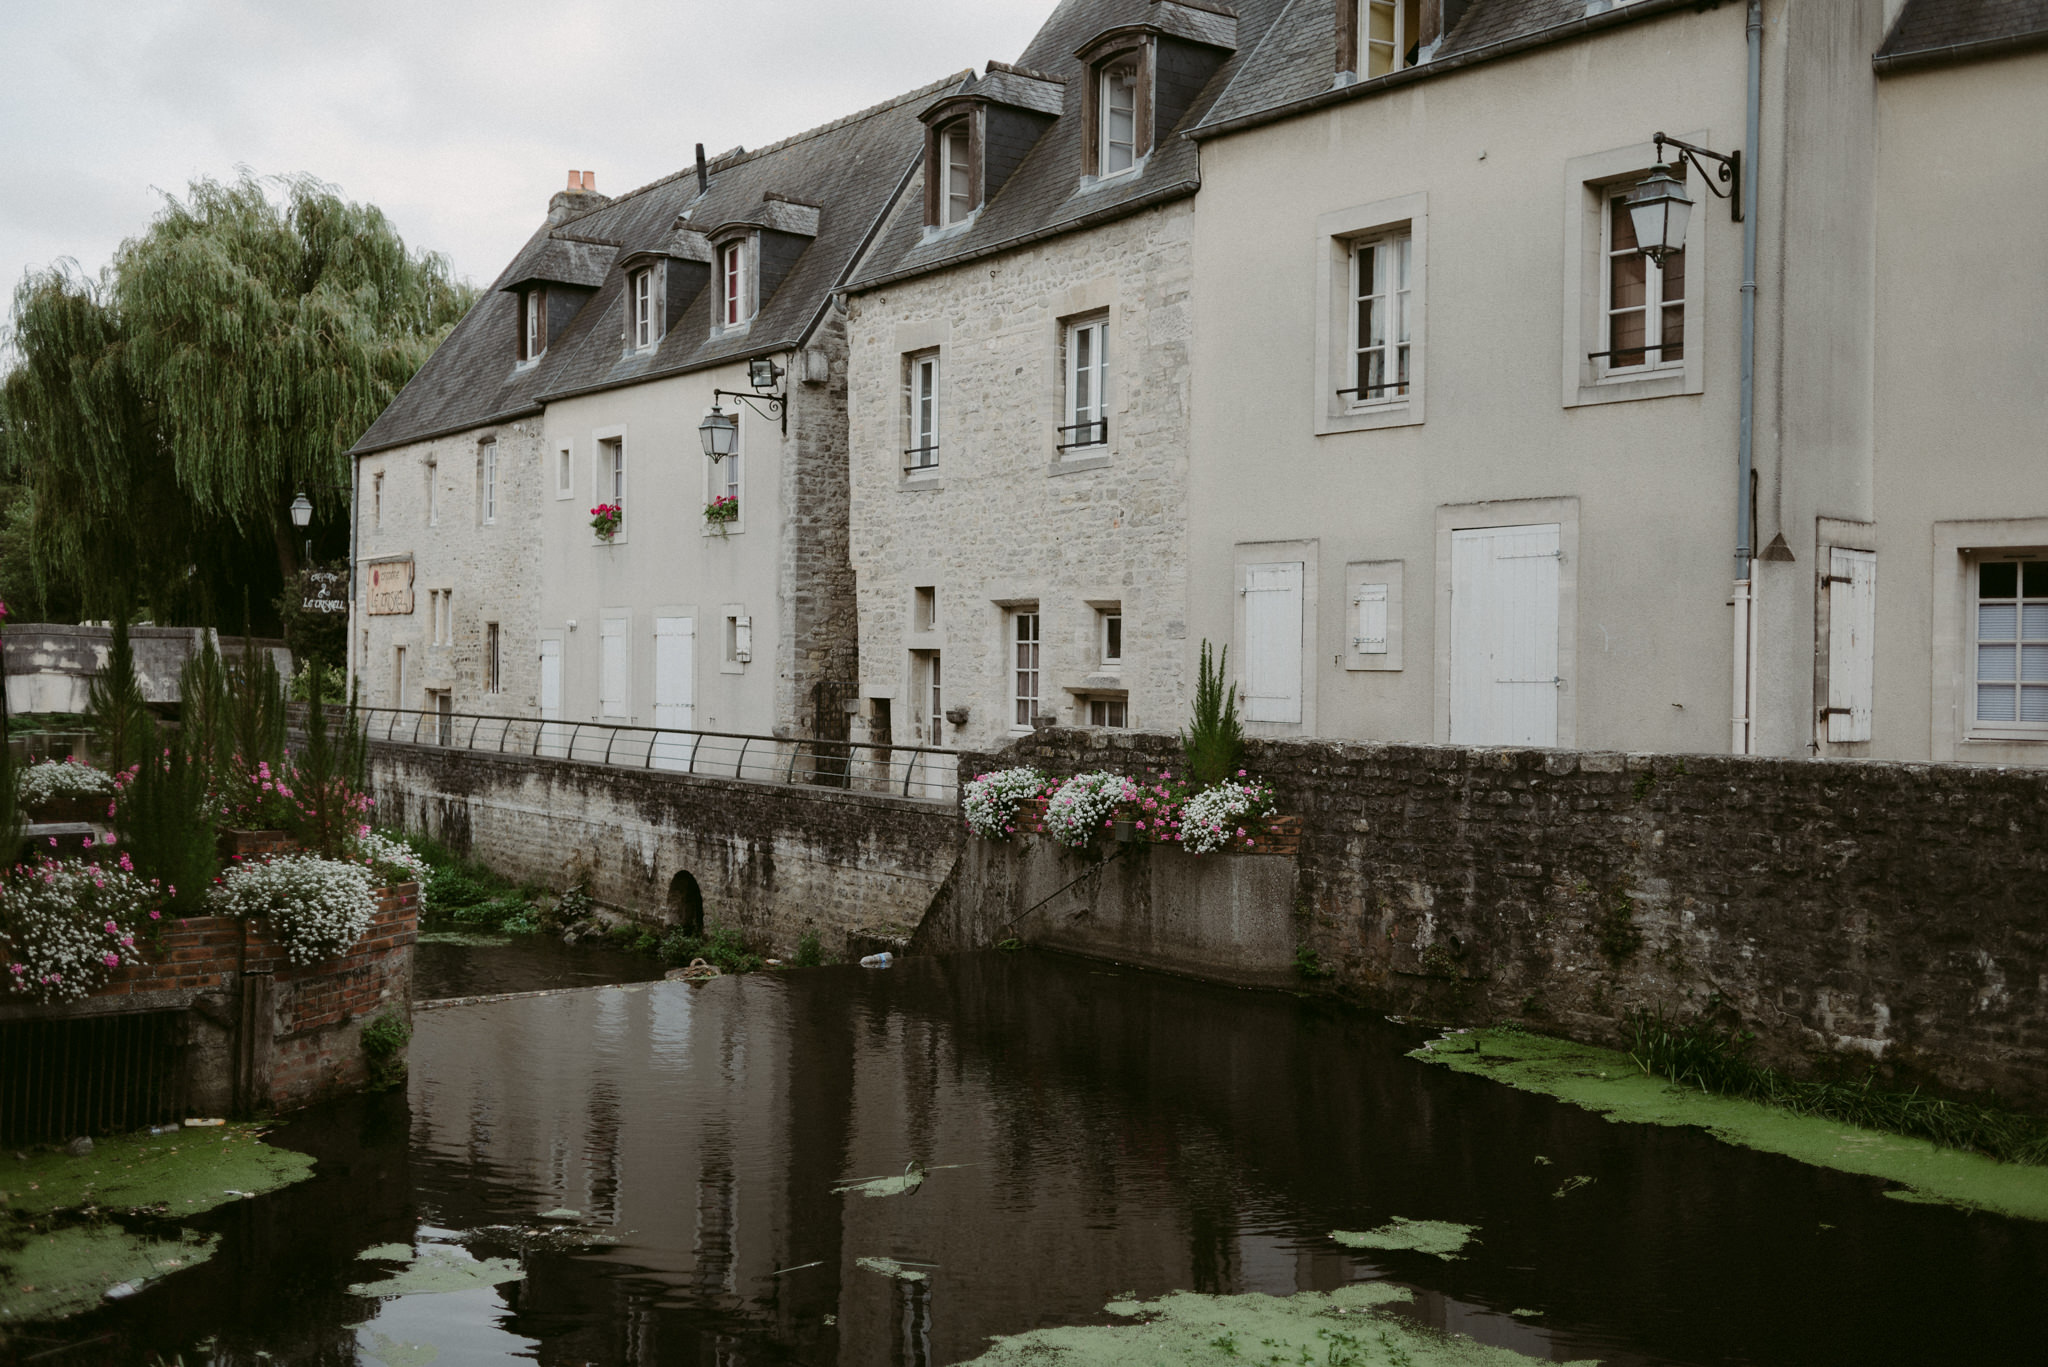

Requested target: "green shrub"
[
  {"left": 792, "top": 931, "right": 826, "bottom": 968},
  {"left": 1181, "top": 640, "right": 1244, "bottom": 787},
  {"left": 360, "top": 1010, "right": 412, "bottom": 1091},
  {"left": 659, "top": 923, "right": 762, "bottom": 975},
  {"left": 450, "top": 896, "right": 532, "bottom": 933},
  {"left": 113, "top": 736, "right": 220, "bottom": 913},
  {"left": 85, "top": 612, "right": 155, "bottom": 771}
]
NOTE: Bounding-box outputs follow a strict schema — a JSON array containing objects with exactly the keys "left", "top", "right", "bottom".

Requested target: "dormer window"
[
  {"left": 630, "top": 266, "right": 662, "bottom": 350},
  {"left": 518, "top": 289, "right": 547, "bottom": 363},
  {"left": 1100, "top": 64, "right": 1139, "bottom": 176},
  {"left": 720, "top": 240, "right": 752, "bottom": 327},
  {"left": 1349, "top": 0, "right": 1422, "bottom": 78},
  {"left": 942, "top": 123, "right": 974, "bottom": 225}
]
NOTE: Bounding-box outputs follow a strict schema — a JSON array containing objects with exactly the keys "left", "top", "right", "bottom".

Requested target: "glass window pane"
[
  {"left": 1611, "top": 197, "right": 1639, "bottom": 251},
  {"left": 1980, "top": 642, "right": 2017, "bottom": 681},
  {"left": 2026, "top": 562, "right": 2048, "bottom": 596},
  {"left": 1610, "top": 307, "right": 1645, "bottom": 364},
  {"left": 1980, "top": 603, "right": 2019, "bottom": 640},
  {"left": 1611, "top": 251, "right": 1646, "bottom": 311},
  {"left": 2024, "top": 644, "right": 2048, "bottom": 682},
  {"left": 1979, "top": 684, "right": 2017, "bottom": 722},
  {"left": 1661, "top": 246, "right": 1685, "bottom": 303},
  {"left": 1661, "top": 303, "right": 1684, "bottom": 362},
  {"left": 1980, "top": 562, "right": 2019, "bottom": 597},
  {"left": 2025, "top": 687, "right": 2048, "bottom": 723}
]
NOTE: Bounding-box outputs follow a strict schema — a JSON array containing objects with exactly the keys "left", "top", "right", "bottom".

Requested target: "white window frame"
[
  {"left": 1357, "top": 0, "right": 1415, "bottom": 78},
  {"left": 1598, "top": 186, "right": 1685, "bottom": 379},
  {"left": 941, "top": 123, "right": 974, "bottom": 226},
  {"left": 1316, "top": 194, "right": 1426, "bottom": 435},
  {"left": 1563, "top": 141, "right": 1705, "bottom": 408},
  {"left": 1088, "top": 697, "right": 1129, "bottom": 729},
  {"left": 1346, "top": 230, "right": 1413, "bottom": 411},
  {"left": 523, "top": 290, "right": 544, "bottom": 362},
  {"left": 631, "top": 267, "right": 657, "bottom": 351},
  {"left": 705, "top": 417, "right": 742, "bottom": 534},
  {"left": 1099, "top": 64, "right": 1138, "bottom": 178},
  {"left": 555, "top": 443, "right": 573, "bottom": 500},
  {"left": 1010, "top": 608, "right": 1041, "bottom": 731},
  {"left": 1099, "top": 607, "right": 1123, "bottom": 667},
  {"left": 1932, "top": 520, "right": 2048, "bottom": 761},
  {"left": 1062, "top": 316, "right": 1110, "bottom": 452},
  {"left": 915, "top": 650, "right": 944, "bottom": 746},
  {"left": 904, "top": 351, "right": 940, "bottom": 474},
  {"left": 480, "top": 441, "right": 497, "bottom": 526},
  {"left": 593, "top": 429, "right": 626, "bottom": 542},
  {"left": 720, "top": 241, "right": 751, "bottom": 328},
  {"left": 1971, "top": 557, "right": 2048, "bottom": 732}
]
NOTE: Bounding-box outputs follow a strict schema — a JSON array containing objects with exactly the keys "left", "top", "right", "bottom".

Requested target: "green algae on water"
[
  {"left": 856, "top": 1256, "right": 931, "bottom": 1282},
  {"left": 1331, "top": 1217, "right": 1478, "bottom": 1260},
  {"left": 0, "top": 1125, "right": 315, "bottom": 1325},
  {"left": 1413, "top": 1029, "right": 2048, "bottom": 1223},
  {"left": 956, "top": 1282, "right": 1598, "bottom": 1366},
  {"left": 347, "top": 1244, "right": 523, "bottom": 1298}
]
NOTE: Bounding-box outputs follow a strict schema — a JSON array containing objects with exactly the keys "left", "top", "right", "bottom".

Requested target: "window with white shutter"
[
  {"left": 1449, "top": 524, "right": 1560, "bottom": 746},
  {"left": 1242, "top": 562, "right": 1304, "bottom": 724},
  {"left": 600, "top": 618, "right": 629, "bottom": 719},
  {"left": 1823, "top": 548, "right": 1875, "bottom": 743}
]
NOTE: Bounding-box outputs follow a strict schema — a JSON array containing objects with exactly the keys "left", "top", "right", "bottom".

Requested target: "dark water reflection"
[
  {"left": 414, "top": 936, "right": 670, "bottom": 1000},
  {"left": 27, "top": 950, "right": 2048, "bottom": 1366}
]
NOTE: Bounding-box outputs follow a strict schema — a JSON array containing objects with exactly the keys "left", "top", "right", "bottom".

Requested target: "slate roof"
[
  {"left": 351, "top": 74, "right": 963, "bottom": 456},
  {"left": 1191, "top": 0, "right": 1700, "bottom": 138},
  {"left": 1874, "top": 0, "right": 2048, "bottom": 68},
  {"left": 847, "top": 0, "right": 1294, "bottom": 292}
]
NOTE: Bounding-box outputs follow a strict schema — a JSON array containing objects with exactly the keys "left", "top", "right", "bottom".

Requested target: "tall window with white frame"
[
  {"left": 1603, "top": 189, "right": 1684, "bottom": 374},
  {"left": 1349, "top": 230, "right": 1412, "bottom": 407},
  {"left": 904, "top": 352, "right": 940, "bottom": 474},
  {"left": 1974, "top": 560, "right": 2048, "bottom": 729},
  {"left": 1063, "top": 316, "right": 1110, "bottom": 449},
  {"left": 1011, "top": 609, "right": 1041, "bottom": 729},
  {"left": 718, "top": 423, "right": 741, "bottom": 513},
  {"left": 1100, "top": 64, "right": 1138, "bottom": 176},
  {"left": 941, "top": 123, "right": 973, "bottom": 226},
  {"left": 631, "top": 268, "right": 658, "bottom": 350},
  {"left": 1358, "top": 0, "right": 1420, "bottom": 76},
  {"left": 721, "top": 242, "right": 749, "bottom": 327},
  {"left": 480, "top": 441, "right": 497, "bottom": 525},
  {"left": 485, "top": 622, "right": 501, "bottom": 694},
  {"left": 523, "top": 290, "right": 546, "bottom": 361},
  {"left": 556, "top": 445, "right": 572, "bottom": 499},
  {"left": 916, "top": 651, "right": 943, "bottom": 745}
]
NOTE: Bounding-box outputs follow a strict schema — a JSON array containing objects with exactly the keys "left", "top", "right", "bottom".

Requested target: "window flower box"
[
  {"left": 704, "top": 495, "right": 739, "bottom": 534},
  {"left": 590, "top": 503, "right": 623, "bottom": 542}
]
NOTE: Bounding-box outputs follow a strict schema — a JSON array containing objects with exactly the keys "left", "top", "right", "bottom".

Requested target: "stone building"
[
  {"left": 843, "top": 0, "right": 1289, "bottom": 756},
  {"left": 348, "top": 81, "right": 957, "bottom": 745},
  {"left": 1173, "top": 0, "right": 2048, "bottom": 761}
]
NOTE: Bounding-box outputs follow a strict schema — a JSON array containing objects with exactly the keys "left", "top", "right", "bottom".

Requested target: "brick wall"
[
  {"left": 967, "top": 729, "right": 2048, "bottom": 1111},
  {"left": 370, "top": 740, "right": 957, "bottom": 954},
  {"left": 14, "top": 882, "right": 420, "bottom": 1115}
]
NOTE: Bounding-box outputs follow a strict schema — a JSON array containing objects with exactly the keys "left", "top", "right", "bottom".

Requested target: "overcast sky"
[{"left": 1, "top": 0, "right": 1053, "bottom": 303}]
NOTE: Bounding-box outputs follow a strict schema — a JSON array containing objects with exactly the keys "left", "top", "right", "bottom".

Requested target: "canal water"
[{"left": 21, "top": 949, "right": 2048, "bottom": 1365}]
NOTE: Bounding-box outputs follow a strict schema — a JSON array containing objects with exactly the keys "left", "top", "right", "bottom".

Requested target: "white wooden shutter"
[
  {"left": 652, "top": 617, "right": 696, "bottom": 770},
  {"left": 600, "top": 619, "right": 628, "bottom": 719},
  {"left": 1354, "top": 583, "right": 1389, "bottom": 654},
  {"left": 1826, "top": 548, "right": 1876, "bottom": 743},
  {"left": 1242, "top": 561, "right": 1304, "bottom": 723},
  {"left": 1450, "top": 524, "right": 1560, "bottom": 746},
  {"left": 538, "top": 640, "right": 565, "bottom": 757}
]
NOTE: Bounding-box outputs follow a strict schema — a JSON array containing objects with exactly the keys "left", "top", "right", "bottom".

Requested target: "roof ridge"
[
  {"left": 722, "top": 69, "right": 975, "bottom": 167},
  {"left": 984, "top": 58, "right": 1068, "bottom": 83}
]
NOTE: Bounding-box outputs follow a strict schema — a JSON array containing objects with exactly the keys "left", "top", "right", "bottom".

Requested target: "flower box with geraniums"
[
  {"left": 1, "top": 852, "right": 168, "bottom": 1005},
  {"left": 704, "top": 495, "right": 739, "bottom": 533},
  {"left": 1042, "top": 771, "right": 1141, "bottom": 850},
  {"left": 961, "top": 767, "right": 1048, "bottom": 841},
  {"left": 590, "top": 503, "right": 624, "bottom": 543}
]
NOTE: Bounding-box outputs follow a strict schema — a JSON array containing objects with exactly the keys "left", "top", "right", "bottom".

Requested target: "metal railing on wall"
[{"left": 356, "top": 706, "right": 958, "bottom": 804}]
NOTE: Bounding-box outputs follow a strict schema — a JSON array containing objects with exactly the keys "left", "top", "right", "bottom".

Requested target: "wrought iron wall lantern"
[
  {"left": 1627, "top": 132, "right": 1742, "bottom": 267},
  {"left": 698, "top": 358, "right": 789, "bottom": 459}
]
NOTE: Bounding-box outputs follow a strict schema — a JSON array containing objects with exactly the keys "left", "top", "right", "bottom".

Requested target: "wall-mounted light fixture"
[
  {"left": 1628, "top": 132, "right": 1741, "bottom": 266},
  {"left": 699, "top": 358, "right": 789, "bottom": 456},
  {"left": 289, "top": 491, "right": 314, "bottom": 564}
]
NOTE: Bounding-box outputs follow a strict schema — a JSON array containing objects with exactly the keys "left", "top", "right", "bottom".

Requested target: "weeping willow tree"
[{"left": 0, "top": 171, "right": 476, "bottom": 624}]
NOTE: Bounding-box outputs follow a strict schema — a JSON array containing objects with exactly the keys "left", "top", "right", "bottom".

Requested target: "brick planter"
[
  {"left": 24, "top": 797, "right": 106, "bottom": 825},
  {"left": 220, "top": 828, "right": 294, "bottom": 861}
]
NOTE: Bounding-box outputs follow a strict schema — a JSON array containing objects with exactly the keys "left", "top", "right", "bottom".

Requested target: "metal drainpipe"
[
  {"left": 1731, "top": 0, "right": 1763, "bottom": 754},
  {"left": 347, "top": 451, "right": 359, "bottom": 701}
]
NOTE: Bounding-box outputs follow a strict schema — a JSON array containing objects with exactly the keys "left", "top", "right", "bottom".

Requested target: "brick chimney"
[{"left": 548, "top": 169, "right": 609, "bottom": 225}]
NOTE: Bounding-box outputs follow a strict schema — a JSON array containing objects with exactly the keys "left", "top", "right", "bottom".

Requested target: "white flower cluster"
[
  {"left": 2, "top": 859, "right": 158, "bottom": 1003},
  {"left": 1043, "top": 771, "right": 1139, "bottom": 849},
  {"left": 1180, "top": 779, "right": 1276, "bottom": 855},
  {"left": 212, "top": 855, "right": 378, "bottom": 965},
  {"left": 353, "top": 831, "right": 428, "bottom": 893},
  {"left": 17, "top": 759, "right": 117, "bottom": 808},
  {"left": 961, "top": 767, "right": 1047, "bottom": 840}
]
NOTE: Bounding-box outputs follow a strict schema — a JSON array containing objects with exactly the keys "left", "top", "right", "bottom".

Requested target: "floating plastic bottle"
[{"left": 860, "top": 952, "right": 894, "bottom": 969}]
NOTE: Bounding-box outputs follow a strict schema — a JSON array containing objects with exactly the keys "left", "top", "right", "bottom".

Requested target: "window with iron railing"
[{"left": 903, "top": 351, "right": 940, "bottom": 474}]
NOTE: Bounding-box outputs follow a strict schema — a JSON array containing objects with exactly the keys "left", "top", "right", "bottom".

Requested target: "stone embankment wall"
[
  {"left": 369, "top": 740, "right": 958, "bottom": 954},
  {"left": 0, "top": 884, "right": 418, "bottom": 1119},
  {"left": 2, "top": 624, "right": 289, "bottom": 713},
  {"left": 959, "top": 730, "right": 2048, "bottom": 1111}
]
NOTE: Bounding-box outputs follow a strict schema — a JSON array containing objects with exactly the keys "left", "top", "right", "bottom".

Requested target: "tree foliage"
[
  {"left": 1182, "top": 640, "right": 1245, "bottom": 788},
  {"left": 0, "top": 171, "right": 475, "bottom": 624},
  {"left": 84, "top": 612, "right": 155, "bottom": 771}
]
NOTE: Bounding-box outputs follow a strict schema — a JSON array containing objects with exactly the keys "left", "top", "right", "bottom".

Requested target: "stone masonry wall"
[
  {"left": 847, "top": 201, "right": 1195, "bottom": 753},
  {"left": 968, "top": 730, "right": 2048, "bottom": 1111},
  {"left": 354, "top": 416, "right": 547, "bottom": 717},
  {"left": 780, "top": 314, "right": 859, "bottom": 736},
  {"left": 370, "top": 739, "right": 958, "bottom": 955}
]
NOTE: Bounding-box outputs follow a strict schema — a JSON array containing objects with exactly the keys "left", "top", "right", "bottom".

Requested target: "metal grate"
[{"left": 0, "top": 1012, "right": 186, "bottom": 1146}]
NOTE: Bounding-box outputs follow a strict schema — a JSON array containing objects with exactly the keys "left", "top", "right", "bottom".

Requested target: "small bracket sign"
[{"left": 302, "top": 568, "right": 349, "bottom": 615}]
